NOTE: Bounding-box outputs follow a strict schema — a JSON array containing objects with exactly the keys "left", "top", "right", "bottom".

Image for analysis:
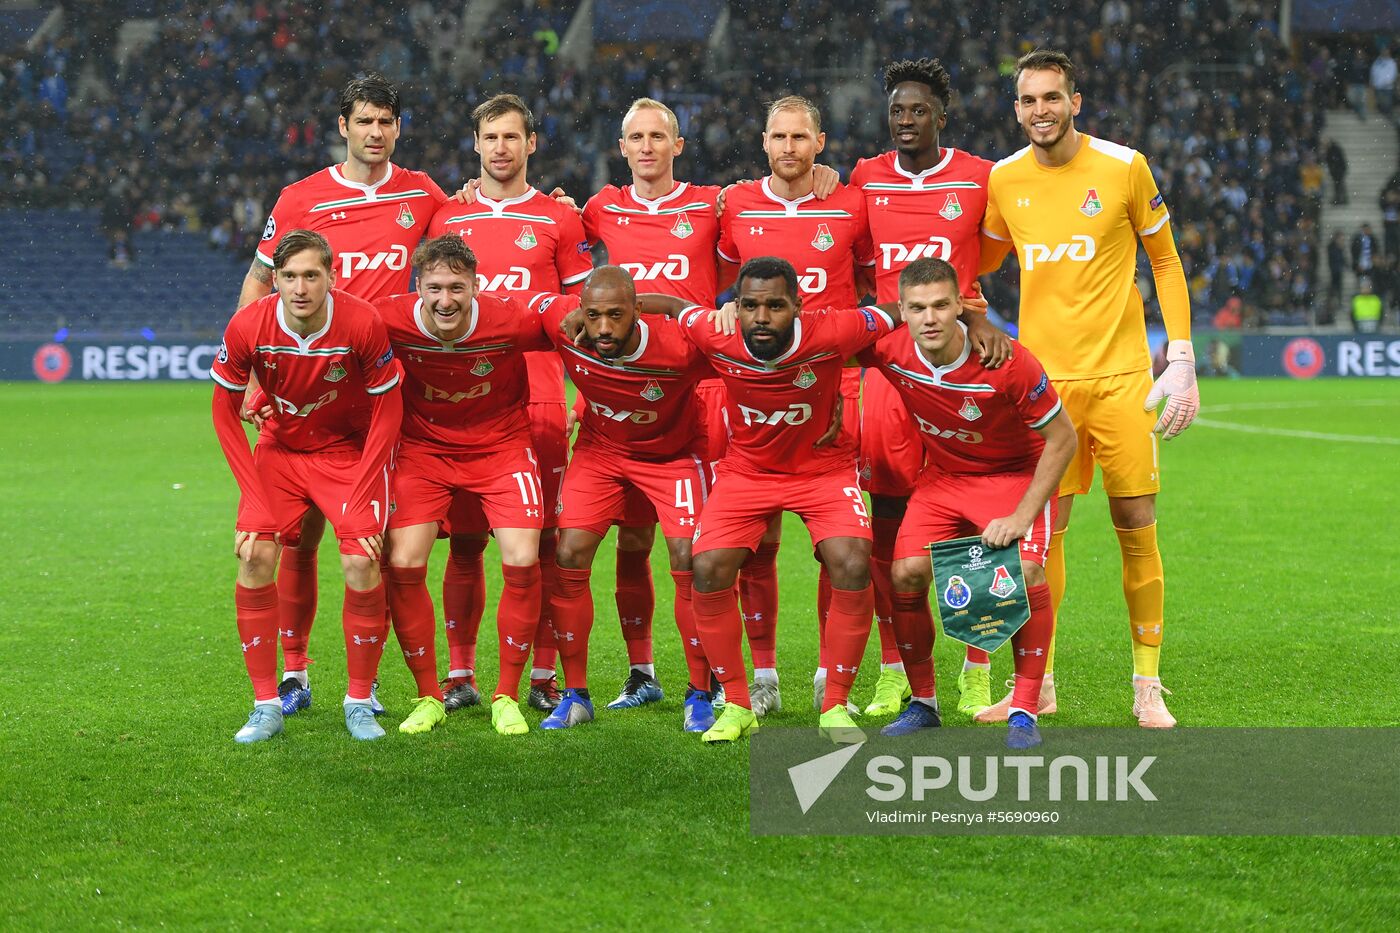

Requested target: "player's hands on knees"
[
  {"left": 1145, "top": 339, "right": 1199, "bottom": 440},
  {"left": 234, "top": 530, "right": 261, "bottom": 561},
  {"left": 356, "top": 534, "right": 384, "bottom": 562},
  {"left": 981, "top": 515, "right": 1028, "bottom": 550},
  {"left": 709, "top": 302, "right": 738, "bottom": 335},
  {"left": 814, "top": 392, "right": 843, "bottom": 448},
  {"left": 966, "top": 311, "right": 1012, "bottom": 369},
  {"left": 812, "top": 164, "right": 840, "bottom": 199},
  {"left": 241, "top": 389, "right": 273, "bottom": 427}
]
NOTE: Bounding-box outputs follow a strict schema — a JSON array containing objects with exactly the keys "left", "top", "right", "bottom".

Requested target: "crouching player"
[
  {"left": 375, "top": 235, "right": 552, "bottom": 737},
  {"left": 859, "top": 258, "right": 1076, "bottom": 748},
  {"left": 531, "top": 266, "right": 719, "bottom": 731},
  {"left": 211, "top": 229, "right": 403, "bottom": 743}
]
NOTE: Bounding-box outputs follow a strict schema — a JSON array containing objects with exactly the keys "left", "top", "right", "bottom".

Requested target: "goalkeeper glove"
[{"left": 1144, "top": 339, "right": 1199, "bottom": 440}]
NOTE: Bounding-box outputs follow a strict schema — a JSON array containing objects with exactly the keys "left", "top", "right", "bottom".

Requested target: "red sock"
[
  {"left": 871, "top": 517, "right": 902, "bottom": 664},
  {"left": 816, "top": 566, "right": 831, "bottom": 665},
  {"left": 276, "top": 547, "right": 317, "bottom": 671},
  {"left": 739, "top": 541, "right": 780, "bottom": 669},
  {"left": 821, "top": 584, "right": 874, "bottom": 710},
  {"left": 670, "top": 570, "right": 711, "bottom": 688},
  {"left": 615, "top": 548, "right": 655, "bottom": 665},
  {"left": 494, "top": 563, "right": 542, "bottom": 700},
  {"left": 692, "top": 587, "right": 751, "bottom": 708},
  {"left": 385, "top": 565, "right": 444, "bottom": 700},
  {"left": 343, "top": 584, "right": 388, "bottom": 700},
  {"left": 443, "top": 535, "right": 486, "bottom": 675},
  {"left": 532, "top": 536, "right": 559, "bottom": 674},
  {"left": 550, "top": 566, "right": 594, "bottom": 690},
  {"left": 891, "top": 590, "right": 937, "bottom": 698},
  {"left": 966, "top": 646, "right": 991, "bottom": 665},
  {"left": 236, "top": 582, "right": 281, "bottom": 701},
  {"left": 1010, "top": 583, "right": 1054, "bottom": 714}
]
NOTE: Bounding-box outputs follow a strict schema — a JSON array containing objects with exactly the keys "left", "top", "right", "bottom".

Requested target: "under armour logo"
[
  {"left": 688, "top": 637, "right": 701, "bottom": 647},
  {"left": 445, "top": 619, "right": 457, "bottom": 629},
  {"left": 1017, "top": 647, "right": 1045, "bottom": 656},
  {"left": 1017, "top": 198, "right": 1031, "bottom": 207},
  {"left": 898, "top": 642, "right": 913, "bottom": 651},
  {"left": 241, "top": 636, "right": 262, "bottom": 652},
  {"left": 835, "top": 664, "right": 857, "bottom": 674},
  {"left": 678, "top": 517, "right": 695, "bottom": 526},
  {"left": 575, "top": 364, "right": 589, "bottom": 375},
  {"left": 1135, "top": 624, "right": 1162, "bottom": 635},
  {"left": 558, "top": 631, "right": 576, "bottom": 642},
  {"left": 353, "top": 635, "right": 380, "bottom": 646},
  {"left": 278, "top": 628, "right": 295, "bottom": 638},
  {"left": 330, "top": 211, "right": 347, "bottom": 220},
  {"left": 617, "top": 217, "right": 629, "bottom": 225},
  {"left": 403, "top": 646, "right": 427, "bottom": 658},
  {"left": 749, "top": 226, "right": 764, "bottom": 235},
  {"left": 712, "top": 666, "right": 726, "bottom": 675},
  {"left": 525, "top": 508, "right": 540, "bottom": 518},
  {"left": 505, "top": 635, "right": 530, "bottom": 652},
  {"left": 621, "top": 617, "right": 643, "bottom": 627},
  {"left": 875, "top": 197, "right": 889, "bottom": 206}
]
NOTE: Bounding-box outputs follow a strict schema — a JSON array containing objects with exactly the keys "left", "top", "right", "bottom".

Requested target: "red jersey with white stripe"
[
  {"left": 374, "top": 292, "right": 549, "bottom": 454},
  {"left": 582, "top": 182, "right": 723, "bottom": 305},
  {"left": 427, "top": 187, "right": 592, "bottom": 403},
  {"left": 851, "top": 148, "right": 991, "bottom": 302},
  {"left": 681, "top": 305, "right": 895, "bottom": 475},
  {"left": 210, "top": 289, "right": 401, "bottom": 453},
  {"left": 718, "top": 177, "right": 875, "bottom": 309},
  {"left": 535, "top": 293, "right": 710, "bottom": 460},
  {"left": 255, "top": 164, "right": 447, "bottom": 300},
  {"left": 858, "top": 324, "right": 1062, "bottom": 475}
]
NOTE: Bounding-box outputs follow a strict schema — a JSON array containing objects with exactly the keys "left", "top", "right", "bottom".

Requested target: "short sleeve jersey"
[
  {"left": 718, "top": 177, "right": 875, "bottom": 309},
  {"left": 858, "top": 325, "right": 1062, "bottom": 475},
  {"left": 427, "top": 187, "right": 593, "bottom": 403},
  {"left": 255, "top": 164, "right": 447, "bottom": 300},
  {"left": 374, "top": 292, "right": 548, "bottom": 454},
  {"left": 534, "top": 293, "right": 711, "bottom": 461},
  {"left": 851, "top": 148, "right": 991, "bottom": 302},
  {"left": 681, "top": 304, "right": 896, "bottom": 475},
  {"left": 582, "top": 182, "right": 723, "bottom": 306},
  {"left": 983, "top": 136, "right": 1171, "bottom": 380},
  {"left": 211, "top": 289, "right": 401, "bottom": 453}
]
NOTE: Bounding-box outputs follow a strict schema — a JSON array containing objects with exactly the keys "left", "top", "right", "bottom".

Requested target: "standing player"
[
  {"left": 858, "top": 258, "right": 1076, "bottom": 748},
  {"left": 979, "top": 50, "right": 1198, "bottom": 727},
  {"left": 580, "top": 98, "right": 725, "bottom": 711},
  {"left": 851, "top": 58, "right": 1002, "bottom": 717},
  {"left": 716, "top": 95, "right": 877, "bottom": 718},
  {"left": 533, "top": 267, "right": 719, "bottom": 731},
  {"left": 211, "top": 230, "right": 403, "bottom": 743},
  {"left": 427, "top": 94, "right": 592, "bottom": 713},
  {"left": 376, "top": 235, "right": 551, "bottom": 737},
  {"left": 239, "top": 73, "right": 446, "bottom": 716}
]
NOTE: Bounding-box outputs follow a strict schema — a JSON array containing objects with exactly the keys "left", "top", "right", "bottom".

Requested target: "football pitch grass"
[{"left": 3, "top": 378, "right": 1398, "bottom": 928}]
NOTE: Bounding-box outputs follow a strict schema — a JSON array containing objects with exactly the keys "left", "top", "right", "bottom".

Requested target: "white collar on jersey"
[
  {"left": 912, "top": 320, "right": 971, "bottom": 380},
  {"left": 891, "top": 147, "right": 956, "bottom": 183},
  {"left": 742, "top": 316, "right": 804, "bottom": 367},
  {"left": 625, "top": 181, "right": 690, "bottom": 211},
  {"left": 329, "top": 162, "right": 396, "bottom": 199},
  {"left": 276, "top": 292, "right": 335, "bottom": 350},
  {"left": 414, "top": 296, "right": 480, "bottom": 344},
  {"left": 760, "top": 176, "right": 816, "bottom": 212},
  {"left": 474, "top": 187, "right": 539, "bottom": 213}
]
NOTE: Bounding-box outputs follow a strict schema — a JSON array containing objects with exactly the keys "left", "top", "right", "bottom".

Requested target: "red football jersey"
[
  {"left": 535, "top": 293, "right": 710, "bottom": 460},
  {"left": 374, "top": 293, "right": 550, "bottom": 454},
  {"left": 717, "top": 177, "right": 875, "bottom": 309},
  {"left": 850, "top": 148, "right": 991, "bottom": 302},
  {"left": 427, "top": 187, "right": 593, "bottom": 404},
  {"left": 858, "top": 325, "right": 1062, "bottom": 475},
  {"left": 680, "top": 304, "right": 895, "bottom": 475},
  {"left": 255, "top": 164, "right": 447, "bottom": 300},
  {"left": 582, "top": 182, "right": 723, "bottom": 305},
  {"left": 211, "top": 289, "right": 401, "bottom": 453}
]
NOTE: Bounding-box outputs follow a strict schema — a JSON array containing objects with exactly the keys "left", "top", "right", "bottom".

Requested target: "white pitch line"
[
  {"left": 1199, "top": 399, "right": 1398, "bottom": 414},
  {"left": 1194, "top": 418, "right": 1400, "bottom": 445}
]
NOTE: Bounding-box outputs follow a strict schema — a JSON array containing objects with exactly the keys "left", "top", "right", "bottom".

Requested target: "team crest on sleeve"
[
  {"left": 793, "top": 363, "right": 817, "bottom": 389},
  {"left": 988, "top": 565, "right": 1018, "bottom": 598},
  {"left": 1079, "top": 189, "right": 1103, "bottom": 218},
  {"left": 811, "top": 224, "right": 834, "bottom": 252},
  {"left": 640, "top": 379, "right": 664, "bottom": 401},
  {"left": 938, "top": 193, "right": 964, "bottom": 221},
  {"left": 324, "top": 360, "right": 347, "bottom": 383},
  {"left": 396, "top": 203, "right": 415, "bottom": 229},
  {"left": 943, "top": 575, "right": 972, "bottom": 609},
  {"left": 261, "top": 216, "right": 276, "bottom": 241},
  {"left": 470, "top": 356, "right": 494, "bottom": 377},
  {"left": 515, "top": 225, "right": 538, "bottom": 250},
  {"left": 958, "top": 397, "right": 982, "bottom": 421},
  {"left": 671, "top": 213, "right": 694, "bottom": 239}
]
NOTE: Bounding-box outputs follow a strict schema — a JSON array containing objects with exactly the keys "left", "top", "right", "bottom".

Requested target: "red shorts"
[
  {"left": 391, "top": 442, "right": 545, "bottom": 531},
  {"left": 696, "top": 378, "right": 729, "bottom": 462},
  {"left": 693, "top": 463, "right": 870, "bottom": 554},
  {"left": 560, "top": 446, "right": 710, "bottom": 539},
  {"left": 237, "top": 445, "right": 389, "bottom": 557},
  {"left": 860, "top": 367, "right": 924, "bottom": 498},
  {"left": 893, "top": 471, "right": 1056, "bottom": 565},
  {"left": 444, "top": 402, "right": 566, "bottom": 535},
  {"left": 618, "top": 485, "right": 659, "bottom": 528}
]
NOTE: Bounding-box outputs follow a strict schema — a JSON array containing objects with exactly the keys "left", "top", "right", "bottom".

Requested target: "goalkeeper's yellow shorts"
[{"left": 1054, "top": 369, "right": 1161, "bottom": 499}]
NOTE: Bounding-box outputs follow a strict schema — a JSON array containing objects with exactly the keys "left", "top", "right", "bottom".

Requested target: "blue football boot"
[
  {"left": 1007, "top": 710, "right": 1042, "bottom": 749},
  {"left": 234, "top": 704, "right": 284, "bottom": 744},
  {"left": 277, "top": 676, "right": 311, "bottom": 715},
  {"left": 345, "top": 701, "right": 386, "bottom": 741},
  {"left": 606, "top": 669, "right": 665, "bottom": 710},
  {"left": 880, "top": 699, "right": 942, "bottom": 737},
  {"left": 683, "top": 687, "right": 717, "bottom": 733},
  {"left": 541, "top": 689, "right": 595, "bottom": 729}
]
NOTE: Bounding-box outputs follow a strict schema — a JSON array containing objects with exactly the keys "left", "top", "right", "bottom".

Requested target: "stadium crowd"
[{"left": 1, "top": 0, "right": 1394, "bottom": 327}]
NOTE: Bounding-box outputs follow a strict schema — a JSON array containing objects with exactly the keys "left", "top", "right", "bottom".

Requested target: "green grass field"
[{"left": 3, "top": 378, "right": 1398, "bottom": 928}]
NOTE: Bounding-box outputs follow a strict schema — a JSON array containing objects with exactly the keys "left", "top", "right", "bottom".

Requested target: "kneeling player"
[
  {"left": 532, "top": 267, "right": 718, "bottom": 730},
  {"left": 211, "top": 230, "right": 403, "bottom": 744},
  {"left": 376, "top": 236, "right": 552, "bottom": 737},
  {"left": 859, "top": 258, "right": 1075, "bottom": 748}
]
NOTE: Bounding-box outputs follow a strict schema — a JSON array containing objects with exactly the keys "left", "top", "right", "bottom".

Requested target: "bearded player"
[
  {"left": 858, "top": 258, "right": 1076, "bottom": 749},
  {"left": 979, "top": 50, "right": 1198, "bottom": 727},
  {"left": 240, "top": 73, "right": 446, "bottom": 717},
  {"left": 427, "top": 94, "right": 592, "bottom": 714},
  {"left": 211, "top": 230, "right": 403, "bottom": 743},
  {"left": 852, "top": 58, "right": 1003, "bottom": 717}
]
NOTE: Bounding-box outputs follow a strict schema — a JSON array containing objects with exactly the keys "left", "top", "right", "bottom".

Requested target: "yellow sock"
[
  {"left": 1116, "top": 523, "right": 1164, "bottom": 679},
  {"left": 1043, "top": 528, "right": 1067, "bottom": 675}
]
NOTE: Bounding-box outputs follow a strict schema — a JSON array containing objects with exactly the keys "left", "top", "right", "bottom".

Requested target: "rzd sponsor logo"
[
  {"left": 1021, "top": 235, "right": 1095, "bottom": 271},
  {"left": 879, "top": 237, "right": 952, "bottom": 269},
  {"left": 798, "top": 267, "right": 827, "bottom": 294},
  {"left": 588, "top": 400, "right": 658, "bottom": 424},
  {"left": 619, "top": 254, "right": 690, "bottom": 282},
  {"left": 737, "top": 403, "right": 812, "bottom": 426},
  {"left": 914, "top": 413, "right": 982, "bottom": 444},
  {"left": 477, "top": 267, "right": 532, "bottom": 291},
  {"left": 340, "top": 245, "right": 409, "bottom": 278}
]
